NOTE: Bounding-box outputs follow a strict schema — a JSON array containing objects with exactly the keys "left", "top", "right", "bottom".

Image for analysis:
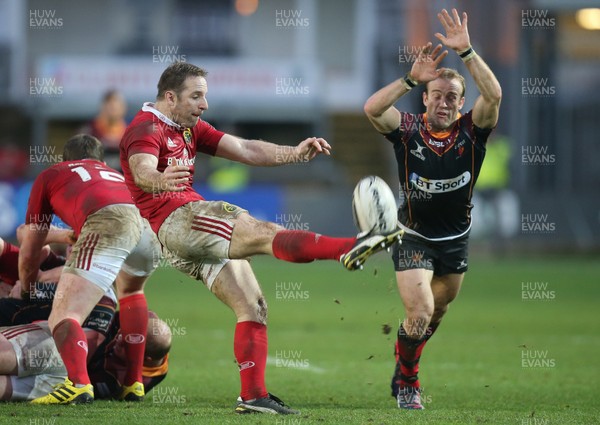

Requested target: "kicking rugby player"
[{"left": 120, "top": 62, "right": 402, "bottom": 414}]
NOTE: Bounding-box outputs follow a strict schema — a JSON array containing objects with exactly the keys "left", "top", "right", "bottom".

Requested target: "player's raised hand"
[
  {"left": 435, "top": 8, "right": 471, "bottom": 52},
  {"left": 409, "top": 42, "right": 448, "bottom": 84},
  {"left": 297, "top": 137, "right": 331, "bottom": 162},
  {"left": 160, "top": 165, "right": 190, "bottom": 192}
]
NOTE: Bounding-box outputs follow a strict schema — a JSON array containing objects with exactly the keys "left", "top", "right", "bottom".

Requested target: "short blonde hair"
[{"left": 426, "top": 68, "right": 466, "bottom": 97}]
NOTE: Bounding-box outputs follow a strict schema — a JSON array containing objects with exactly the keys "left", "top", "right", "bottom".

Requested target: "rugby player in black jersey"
[{"left": 364, "top": 8, "right": 502, "bottom": 409}]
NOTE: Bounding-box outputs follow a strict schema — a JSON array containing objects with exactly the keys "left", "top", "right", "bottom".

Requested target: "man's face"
[
  {"left": 168, "top": 76, "right": 209, "bottom": 128},
  {"left": 423, "top": 78, "right": 465, "bottom": 131},
  {"left": 102, "top": 95, "right": 126, "bottom": 122}
]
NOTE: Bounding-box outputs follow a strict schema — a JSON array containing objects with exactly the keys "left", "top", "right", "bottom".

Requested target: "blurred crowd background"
[{"left": 0, "top": 0, "right": 598, "bottom": 254}]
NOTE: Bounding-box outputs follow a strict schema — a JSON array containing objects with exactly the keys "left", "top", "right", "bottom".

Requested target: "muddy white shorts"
[{"left": 157, "top": 201, "right": 247, "bottom": 289}]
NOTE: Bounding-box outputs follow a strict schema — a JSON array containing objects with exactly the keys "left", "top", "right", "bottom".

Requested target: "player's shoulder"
[
  {"left": 123, "top": 109, "right": 160, "bottom": 143},
  {"left": 457, "top": 110, "right": 474, "bottom": 126}
]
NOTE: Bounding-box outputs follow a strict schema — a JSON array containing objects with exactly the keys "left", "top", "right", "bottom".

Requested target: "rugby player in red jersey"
[
  {"left": 19, "top": 135, "right": 161, "bottom": 404},
  {"left": 120, "top": 62, "right": 402, "bottom": 414},
  {"left": 364, "top": 9, "right": 502, "bottom": 409}
]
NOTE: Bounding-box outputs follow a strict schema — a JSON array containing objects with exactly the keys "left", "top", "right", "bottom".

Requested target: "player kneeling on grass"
[
  {"left": 18, "top": 134, "right": 162, "bottom": 404},
  {"left": 0, "top": 312, "right": 170, "bottom": 401}
]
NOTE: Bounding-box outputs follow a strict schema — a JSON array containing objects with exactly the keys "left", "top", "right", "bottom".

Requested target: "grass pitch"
[{"left": 1, "top": 254, "right": 598, "bottom": 424}]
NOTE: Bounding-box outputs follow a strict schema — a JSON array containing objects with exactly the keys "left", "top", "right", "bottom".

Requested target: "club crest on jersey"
[
  {"left": 410, "top": 141, "right": 426, "bottom": 161},
  {"left": 183, "top": 128, "right": 192, "bottom": 144},
  {"left": 222, "top": 202, "right": 237, "bottom": 213},
  {"left": 455, "top": 139, "right": 467, "bottom": 158},
  {"left": 409, "top": 171, "right": 471, "bottom": 193}
]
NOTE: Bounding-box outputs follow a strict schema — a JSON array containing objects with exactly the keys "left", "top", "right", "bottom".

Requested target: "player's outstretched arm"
[
  {"left": 129, "top": 153, "right": 190, "bottom": 193},
  {"left": 215, "top": 134, "right": 331, "bottom": 166},
  {"left": 435, "top": 8, "right": 502, "bottom": 129},
  {"left": 364, "top": 42, "right": 448, "bottom": 134}
]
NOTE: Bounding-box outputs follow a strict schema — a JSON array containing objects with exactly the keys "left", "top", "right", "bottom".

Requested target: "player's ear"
[
  {"left": 422, "top": 90, "right": 428, "bottom": 107},
  {"left": 458, "top": 96, "right": 466, "bottom": 110},
  {"left": 165, "top": 90, "right": 177, "bottom": 105}
]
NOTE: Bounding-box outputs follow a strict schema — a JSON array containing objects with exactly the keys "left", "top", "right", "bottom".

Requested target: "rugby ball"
[{"left": 352, "top": 176, "right": 398, "bottom": 235}]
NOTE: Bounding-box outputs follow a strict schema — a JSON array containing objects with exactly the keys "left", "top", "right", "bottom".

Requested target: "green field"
[{"left": 1, "top": 255, "right": 599, "bottom": 424}]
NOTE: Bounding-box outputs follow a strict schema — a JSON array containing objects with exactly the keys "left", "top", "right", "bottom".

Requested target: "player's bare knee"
[
  {"left": 404, "top": 310, "right": 433, "bottom": 337},
  {"left": 256, "top": 296, "right": 268, "bottom": 324}
]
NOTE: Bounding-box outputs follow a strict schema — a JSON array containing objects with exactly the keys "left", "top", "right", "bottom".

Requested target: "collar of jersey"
[
  {"left": 423, "top": 112, "right": 462, "bottom": 139},
  {"left": 142, "top": 102, "right": 183, "bottom": 131}
]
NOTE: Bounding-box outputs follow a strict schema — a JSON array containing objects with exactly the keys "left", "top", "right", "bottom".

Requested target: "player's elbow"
[
  {"left": 489, "top": 84, "right": 502, "bottom": 105},
  {"left": 363, "top": 99, "right": 382, "bottom": 119}
]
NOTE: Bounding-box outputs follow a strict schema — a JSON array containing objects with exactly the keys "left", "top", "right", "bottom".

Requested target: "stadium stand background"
[{"left": 0, "top": 0, "right": 598, "bottom": 252}]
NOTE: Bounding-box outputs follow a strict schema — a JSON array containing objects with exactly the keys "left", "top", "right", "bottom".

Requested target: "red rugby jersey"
[
  {"left": 26, "top": 159, "right": 133, "bottom": 236},
  {"left": 120, "top": 103, "right": 224, "bottom": 233}
]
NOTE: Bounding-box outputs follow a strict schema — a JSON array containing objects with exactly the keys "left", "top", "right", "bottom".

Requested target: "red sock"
[
  {"left": 119, "top": 293, "right": 148, "bottom": 386},
  {"left": 53, "top": 318, "right": 90, "bottom": 385},
  {"left": 272, "top": 230, "right": 356, "bottom": 263},
  {"left": 394, "top": 323, "right": 439, "bottom": 388},
  {"left": 0, "top": 241, "right": 20, "bottom": 285},
  {"left": 234, "top": 321, "right": 268, "bottom": 401}
]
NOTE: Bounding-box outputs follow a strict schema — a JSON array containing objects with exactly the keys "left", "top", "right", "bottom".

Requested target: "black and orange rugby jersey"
[{"left": 384, "top": 110, "right": 493, "bottom": 241}]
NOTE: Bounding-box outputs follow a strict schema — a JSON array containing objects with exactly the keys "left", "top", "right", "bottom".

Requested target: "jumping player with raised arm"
[
  {"left": 120, "top": 62, "right": 402, "bottom": 414},
  {"left": 364, "top": 8, "right": 501, "bottom": 409}
]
